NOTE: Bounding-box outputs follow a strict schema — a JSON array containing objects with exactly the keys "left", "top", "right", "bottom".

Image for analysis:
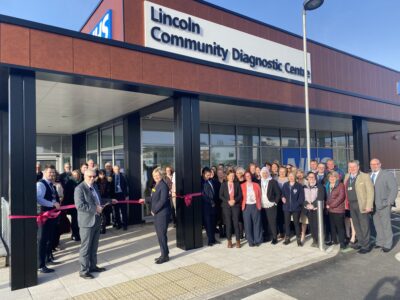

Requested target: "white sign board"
[{"left": 144, "top": 1, "right": 311, "bottom": 83}]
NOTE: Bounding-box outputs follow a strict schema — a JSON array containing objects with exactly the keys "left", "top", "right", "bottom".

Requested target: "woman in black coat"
[
  {"left": 140, "top": 167, "right": 171, "bottom": 264},
  {"left": 219, "top": 169, "right": 243, "bottom": 248}
]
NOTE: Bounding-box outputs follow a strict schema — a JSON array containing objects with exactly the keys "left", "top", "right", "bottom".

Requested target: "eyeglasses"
[{"left": 87, "top": 175, "right": 96, "bottom": 178}]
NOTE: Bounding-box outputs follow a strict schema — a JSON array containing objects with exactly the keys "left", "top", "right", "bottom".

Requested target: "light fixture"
[{"left": 303, "top": 0, "right": 324, "bottom": 11}]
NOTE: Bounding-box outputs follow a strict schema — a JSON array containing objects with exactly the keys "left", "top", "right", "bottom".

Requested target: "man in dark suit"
[
  {"left": 59, "top": 162, "right": 72, "bottom": 189},
  {"left": 110, "top": 165, "right": 129, "bottom": 230},
  {"left": 201, "top": 167, "right": 219, "bottom": 246},
  {"left": 74, "top": 169, "right": 106, "bottom": 279},
  {"left": 140, "top": 167, "right": 171, "bottom": 264}
]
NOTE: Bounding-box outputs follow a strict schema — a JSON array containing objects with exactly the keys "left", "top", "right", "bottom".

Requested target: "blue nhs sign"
[{"left": 90, "top": 10, "right": 112, "bottom": 39}]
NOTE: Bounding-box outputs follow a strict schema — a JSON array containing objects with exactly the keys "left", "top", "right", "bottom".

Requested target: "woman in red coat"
[
  {"left": 241, "top": 172, "right": 262, "bottom": 247},
  {"left": 325, "top": 171, "right": 347, "bottom": 249}
]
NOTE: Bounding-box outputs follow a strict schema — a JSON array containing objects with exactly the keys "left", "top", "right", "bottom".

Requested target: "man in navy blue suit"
[{"left": 110, "top": 165, "right": 129, "bottom": 230}]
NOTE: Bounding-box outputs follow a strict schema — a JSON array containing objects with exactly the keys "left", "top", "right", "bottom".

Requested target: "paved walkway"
[{"left": 0, "top": 224, "right": 337, "bottom": 300}]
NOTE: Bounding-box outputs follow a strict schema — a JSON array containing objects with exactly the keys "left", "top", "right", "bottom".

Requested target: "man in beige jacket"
[{"left": 344, "top": 160, "right": 374, "bottom": 254}]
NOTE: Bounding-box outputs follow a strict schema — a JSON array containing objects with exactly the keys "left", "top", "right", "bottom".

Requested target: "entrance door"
[{"left": 37, "top": 155, "right": 61, "bottom": 173}]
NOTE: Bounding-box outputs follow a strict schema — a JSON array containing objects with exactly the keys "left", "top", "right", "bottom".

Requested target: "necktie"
[{"left": 371, "top": 173, "right": 376, "bottom": 184}]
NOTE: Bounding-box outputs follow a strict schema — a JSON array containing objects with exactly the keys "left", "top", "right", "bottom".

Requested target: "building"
[{"left": 0, "top": 0, "right": 399, "bottom": 289}]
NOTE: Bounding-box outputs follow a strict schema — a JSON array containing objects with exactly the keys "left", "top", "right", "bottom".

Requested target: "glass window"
[
  {"left": 300, "top": 130, "right": 316, "bottom": 147},
  {"left": 237, "top": 147, "right": 259, "bottom": 167},
  {"left": 114, "top": 124, "right": 124, "bottom": 146},
  {"left": 142, "top": 120, "right": 174, "bottom": 145},
  {"left": 237, "top": 127, "right": 259, "bottom": 146},
  {"left": 317, "top": 131, "right": 332, "bottom": 148},
  {"left": 87, "top": 131, "right": 98, "bottom": 151},
  {"left": 200, "top": 123, "right": 209, "bottom": 146},
  {"left": 333, "top": 148, "right": 347, "bottom": 172},
  {"left": 210, "top": 146, "right": 236, "bottom": 166},
  {"left": 101, "top": 150, "right": 113, "bottom": 166},
  {"left": 210, "top": 125, "right": 235, "bottom": 146},
  {"left": 114, "top": 149, "right": 125, "bottom": 170},
  {"left": 260, "top": 147, "right": 281, "bottom": 165},
  {"left": 61, "top": 136, "right": 72, "bottom": 153},
  {"left": 201, "top": 146, "right": 210, "bottom": 168},
  {"left": 332, "top": 132, "right": 346, "bottom": 148},
  {"left": 37, "top": 135, "right": 61, "bottom": 153},
  {"left": 101, "top": 127, "right": 113, "bottom": 149},
  {"left": 87, "top": 152, "right": 98, "bottom": 164},
  {"left": 260, "top": 128, "right": 280, "bottom": 147},
  {"left": 281, "top": 129, "right": 299, "bottom": 147},
  {"left": 347, "top": 134, "right": 354, "bottom": 149}
]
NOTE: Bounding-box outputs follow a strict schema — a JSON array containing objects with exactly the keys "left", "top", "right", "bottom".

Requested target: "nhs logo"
[{"left": 91, "top": 10, "right": 112, "bottom": 39}]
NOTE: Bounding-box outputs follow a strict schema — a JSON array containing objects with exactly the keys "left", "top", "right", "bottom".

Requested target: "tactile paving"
[{"left": 73, "top": 263, "right": 243, "bottom": 299}]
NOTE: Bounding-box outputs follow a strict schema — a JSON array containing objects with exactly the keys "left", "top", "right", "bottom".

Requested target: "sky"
[{"left": 0, "top": 0, "right": 399, "bottom": 71}]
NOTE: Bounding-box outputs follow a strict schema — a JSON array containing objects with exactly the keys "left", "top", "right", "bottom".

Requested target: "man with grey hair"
[
  {"left": 74, "top": 169, "right": 106, "bottom": 279},
  {"left": 370, "top": 158, "right": 398, "bottom": 252},
  {"left": 344, "top": 160, "right": 374, "bottom": 254}
]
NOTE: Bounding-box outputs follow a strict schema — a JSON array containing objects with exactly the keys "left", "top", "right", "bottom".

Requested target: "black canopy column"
[
  {"left": 352, "top": 116, "right": 369, "bottom": 172},
  {"left": 174, "top": 96, "right": 202, "bottom": 250},
  {"left": 7, "top": 69, "right": 37, "bottom": 290},
  {"left": 123, "top": 112, "right": 143, "bottom": 224}
]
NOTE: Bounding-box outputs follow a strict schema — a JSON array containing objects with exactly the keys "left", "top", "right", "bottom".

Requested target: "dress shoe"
[
  {"left": 374, "top": 245, "right": 382, "bottom": 249},
  {"left": 47, "top": 258, "right": 61, "bottom": 265},
  {"left": 340, "top": 244, "right": 347, "bottom": 250},
  {"left": 90, "top": 266, "right": 106, "bottom": 272},
  {"left": 350, "top": 243, "right": 361, "bottom": 250},
  {"left": 358, "top": 248, "right": 370, "bottom": 254},
  {"left": 213, "top": 240, "right": 221, "bottom": 244},
  {"left": 100, "top": 228, "right": 106, "bottom": 234},
  {"left": 116, "top": 224, "right": 122, "bottom": 230},
  {"left": 154, "top": 256, "right": 162, "bottom": 261},
  {"left": 297, "top": 239, "right": 303, "bottom": 247},
  {"left": 325, "top": 241, "right": 333, "bottom": 246},
  {"left": 248, "top": 243, "right": 255, "bottom": 247},
  {"left": 72, "top": 236, "right": 81, "bottom": 242},
  {"left": 38, "top": 267, "right": 55, "bottom": 273},
  {"left": 382, "top": 247, "right": 391, "bottom": 253},
  {"left": 155, "top": 256, "right": 169, "bottom": 264},
  {"left": 255, "top": 243, "right": 261, "bottom": 247},
  {"left": 236, "top": 241, "right": 241, "bottom": 248},
  {"left": 208, "top": 243, "right": 214, "bottom": 247},
  {"left": 227, "top": 240, "right": 233, "bottom": 248},
  {"left": 283, "top": 238, "right": 290, "bottom": 245},
  {"left": 271, "top": 238, "right": 278, "bottom": 245},
  {"left": 79, "top": 272, "right": 94, "bottom": 279}
]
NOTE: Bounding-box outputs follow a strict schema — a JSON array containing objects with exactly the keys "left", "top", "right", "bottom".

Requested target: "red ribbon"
[
  {"left": 112, "top": 200, "right": 143, "bottom": 205},
  {"left": 176, "top": 193, "right": 203, "bottom": 207}
]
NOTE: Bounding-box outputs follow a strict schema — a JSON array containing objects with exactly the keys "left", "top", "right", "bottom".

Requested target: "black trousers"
[
  {"left": 65, "top": 208, "right": 80, "bottom": 238},
  {"left": 308, "top": 210, "right": 319, "bottom": 242},
  {"left": 203, "top": 204, "right": 217, "bottom": 244},
  {"left": 154, "top": 213, "right": 170, "bottom": 257},
  {"left": 261, "top": 206, "right": 278, "bottom": 241},
  {"left": 329, "top": 212, "right": 346, "bottom": 247},
  {"left": 113, "top": 193, "right": 128, "bottom": 228},
  {"left": 223, "top": 206, "right": 241, "bottom": 241},
  {"left": 324, "top": 210, "right": 332, "bottom": 242},
  {"left": 349, "top": 200, "right": 371, "bottom": 250},
  {"left": 37, "top": 218, "right": 56, "bottom": 268},
  {"left": 101, "top": 205, "right": 113, "bottom": 230},
  {"left": 284, "top": 211, "right": 301, "bottom": 239},
  {"left": 277, "top": 201, "right": 285, "bottom": 235}
]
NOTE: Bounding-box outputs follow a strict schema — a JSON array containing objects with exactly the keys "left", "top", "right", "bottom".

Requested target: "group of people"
[
  {"left": 36, "top": 160, "right": 132, "bottom": 276},
  {"left": 35, "top": 156, "right": 398, "bottom": 279},
  {"left": 200, "top": 158, "right": 398, "bottom": 256}
]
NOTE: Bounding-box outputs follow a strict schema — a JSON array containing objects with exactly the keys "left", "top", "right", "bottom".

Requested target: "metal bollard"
[{"left": 317, "top": 200, "right": 325, "bottom": 251}]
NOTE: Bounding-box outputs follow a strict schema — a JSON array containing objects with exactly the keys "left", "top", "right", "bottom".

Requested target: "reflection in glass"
[
  {"left": 210, "top": 125, "right": 235, "bottom": 146},
  {"left": 87, "top": 132, "right": 98, "bottom": 151},
  {"left": 237, "top": 147, "right": 259, "bottom": 167},
  {"left": 332, "top": 132, "right": 346, "bottom": 147},
  {"left": 37, "top": 135, "right": 61, "bottom": 153},
  {"left": 201, "top": 146, "right": 210, "bottom": 168},
  {"left": 210, "top": 146, "right": 236, "bottom": 166},
  {"left": 114, "top": 124, "right": 124, "bottom": 146},
  {"left": 281, "top": 129, "right": 299, "bottom": 147},
  {"left": 87, "top": 152, "right": 98, "bottom": 164},
  {"left": 142, "top": 120, "right": 174, "bottom": 145},
  {"left": 317, "top": 131, "right": 332, "bottom": 148},
  {"left": 260, "top": 128, "right": 280, "bottom": 147},
  {"left": 101, "top": 150, "right": 112, "bottom": 167},
  {"left": 61, "top": 136, "right": 72, "bottom": 153},
  {"left": 237, "top": 127, "right": 259, "bottom": 147},
  {"left": 114, "top": 149, "right": 125, "bottom": 169},
  {"left": 200, "top": 123, "right": 209, "bottom": 146},
  {"left": 300, "top": 130, "right": 316, "bottom": 147},
  {"left": 260, "top": 147, "right": 281, "bottom": 165},
  {"left": 101, "top": 127, "right": 113, "bottom": 149}
]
